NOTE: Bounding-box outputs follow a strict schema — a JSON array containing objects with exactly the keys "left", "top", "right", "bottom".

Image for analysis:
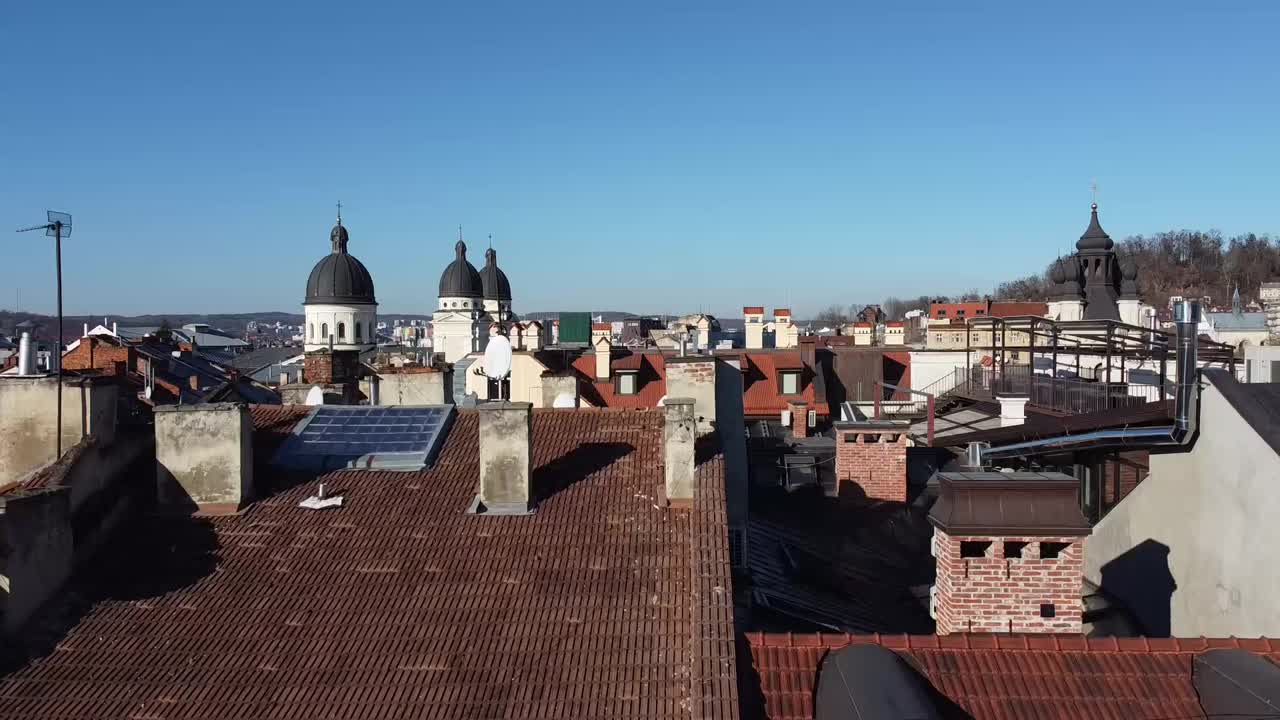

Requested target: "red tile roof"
[
  {"left": 571, "top": 352, "right": 667, "bottom": 409},
  {"left": 929, "top": 301, "right": 988, "bottom": 320},
  {"left": 740, "top": 352, "right": 828, "bottom": 418},
  {"left": 774, "top": 309, "right": 792, "bottom": 317},
  {"left": 743, "top": 306, "right": 765, "bottom": 314},
  {"left": 745, "top": 632, "right": 1280, "bottom": 720},
  {"left": 885, "top": 321, "right": 904, "bottom": 328},
  {"left": 592, "top": 322, "right": 612, "bottom": 331},
  {"left": 0, "top": 408, "right": 739, "bottom": 720}
]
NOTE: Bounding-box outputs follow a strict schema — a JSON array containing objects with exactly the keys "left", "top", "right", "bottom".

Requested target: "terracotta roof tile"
[
  {"left": 0, "top": 408, "right": 737, "bottom": 719},
  {"left": 571, "top": 352, "right": 667, "bottom": 409},
  {"left": 744, "top": 633, "right": 1280, "bottom": 720},
  {"left": 740, "top": 353, "right": 828, "bottom": 418}
]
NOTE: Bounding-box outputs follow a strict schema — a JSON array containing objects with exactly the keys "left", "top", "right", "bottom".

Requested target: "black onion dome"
[
  {"left": 1050, "top": 257, "right": 1067, "bottom": 284},
  {"left": 1077, "top": 203, "right": 1114, "bottom": 251},
  {"left": 481, "top": 247, "right": 512, "bottom": 301},
  {"left": 305, "top": 221, "right": 376, "bottom": 304},
  {"left": 438, "top": 240, "right": 484, "bottom": 298}
]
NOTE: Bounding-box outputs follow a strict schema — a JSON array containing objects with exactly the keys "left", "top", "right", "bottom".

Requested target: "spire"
[
  {"left": 1076, "top": 202, "right": 1114, "bottom": 252},
  {"left": 336, "top": 200, "right": 342, "bottom": 226},
  {"left": 1233, "top": 285, "right": 1242, "bottom": 315}
]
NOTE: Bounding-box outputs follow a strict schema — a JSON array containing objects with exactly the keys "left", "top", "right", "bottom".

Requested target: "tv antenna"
[{"left": 16, "top": 211, "right": 72, "bottom": 457}]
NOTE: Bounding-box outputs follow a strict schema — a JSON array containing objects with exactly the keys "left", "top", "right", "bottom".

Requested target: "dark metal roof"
[
  {"left": 480, "top": 247, "right": 512, "bottom": 301},
  {"left": 304, "top": 221, "right": 376, "bottom": 305},
  {"left": 815, "top": 645, "right": 942, "bottom": 720},
  {"left": 1076, "top": 203, "right": 1114, "bottom": 251},
  {"left": 438, "top": 240, "right": 483, "bottom": 298},
  {"left": 1193, "top": 648, "right": 1280, "bottom": 719},
  {"left": 928, "top": 471, "right": 1092, "bottom": 537}
]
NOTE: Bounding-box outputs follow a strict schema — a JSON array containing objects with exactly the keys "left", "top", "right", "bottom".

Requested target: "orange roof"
[
  {"left": 885, "top": 321, "right": 904, "bottom": 328},
  {"left": 989, "top": 301, "right": 1048, "bottom": 317},
  {"left": 570, "top": 351, "right": 667, "bottom": 409},
  {"left": 744, "top": 306, "right": 765, "bottom": 314},
  {"left": 591, "top": 322, "right": 611, "bottom": 331},
  {"left": 740, "top": 351, "right": 827, "bottom": 418},
  {"left": 774, "top": 308, "right": 792, "bottom": 316}
]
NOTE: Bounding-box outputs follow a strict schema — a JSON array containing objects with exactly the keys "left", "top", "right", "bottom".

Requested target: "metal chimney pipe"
[
  {"left": 1172, "top": 299, "right": 1201, "bottom": 440},
  {"left": 17, "top": 331, "right": 36, "bottom": 375}
]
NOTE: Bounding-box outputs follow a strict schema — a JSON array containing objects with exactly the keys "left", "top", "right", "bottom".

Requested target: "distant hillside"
[{"left": 0, "top": 310, "right": 431, "bottom": 340}]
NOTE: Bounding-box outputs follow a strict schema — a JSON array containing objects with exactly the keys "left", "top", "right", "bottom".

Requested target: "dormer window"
[
  {"left": 780, "top": 370, "right": 801, "bottom": 395},
  {"left": 616, "top": 370, "right": 639, "bottom": 395}
]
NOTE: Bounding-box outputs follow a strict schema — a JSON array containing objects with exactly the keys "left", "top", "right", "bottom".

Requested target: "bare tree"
[{"left": 814, "top": 304, "right": 850, "bottom": 326}]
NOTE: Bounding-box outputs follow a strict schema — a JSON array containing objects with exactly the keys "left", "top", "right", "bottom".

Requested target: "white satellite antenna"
[
  {"left": 483, "top": 332, "right": 513, "bottom": 400},
  {"left": 552, "top": 392, "right": 577, "bottom": 408},
  {"left": 304, "top": 385, "right": 325, "bottom": 406}
]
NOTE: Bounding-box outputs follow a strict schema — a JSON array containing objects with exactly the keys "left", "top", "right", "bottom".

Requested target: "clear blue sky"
[{"left": 4, "top": 1, "right": 1278, "bottom": 318}]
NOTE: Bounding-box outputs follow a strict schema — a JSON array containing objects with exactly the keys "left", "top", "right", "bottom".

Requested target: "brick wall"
[
  {"left": 933, "top": 529, "right": 1085, "bottom": 634},
  {"left": 304, "top": 350, "right": 360, "bottom": 385},
  {"left": 834, "top": 428, "right": 907, "bottom": 502},
  {"left": 61, "top": 338, "right": 132, "bottom": 377},
  {"left": 788, "top": 401, "right": 807, "bottom": 439}
]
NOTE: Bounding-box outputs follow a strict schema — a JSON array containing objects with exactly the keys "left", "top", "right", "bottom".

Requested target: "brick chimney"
[
  {"left": 788, "top": 400, "right": 808, "bottom": 439},
  {"left": 744, "top": 306, "right": 765, "bottom": 350},
  {"left": 593, "top": 336, "right": 611, "bottom": 381},
  {"left": 303, "top": 348, "right": 359, "bottom": 385},
  {"left": 832, "top": 420, "right": 908, "bottom": 502},
  {"left": 928, "top": 471, "right": 1091, "bottom": 634},
  {"left": 474, "top": 401, "right": 533, "bottom": 514},
  {"left": 663, "top": 397, "right": 696, "bottom": 507}
]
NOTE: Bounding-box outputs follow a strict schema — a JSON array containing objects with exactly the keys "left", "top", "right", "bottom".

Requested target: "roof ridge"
[{"left": 743, "top": 632, "right": 1280, "bottom": 653}]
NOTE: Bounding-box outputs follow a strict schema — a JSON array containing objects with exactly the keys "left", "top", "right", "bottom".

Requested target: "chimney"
[
  {"left": 799, "top": 335, "right": 816, "bottom": 370},
  {"left": 474, "top": 401, "right": 534, "bottom": 514},
  {"left": 82, "top": 322, "right": 88, "bottom": 337},
  {"left": 663, "top": 397, "right": 696, "bottom": 506},
  {"left": 17, "top": 332, "right": 36, "bottom": 375},
  {"left": 744, "top": 306, "right": 764, "bottom": 350},
  {"left": 155, "top": 403, "right": 254, "bottom": 514},
  {"left": 928, "top": 471, "right": 1091, "bottom": 634},
  {"left": 788, "top": 400, "right": 809, "bottom": 439},
  {"left": 997, "top": 395, "right": 1028, "bottom": 427},
  {"left": 540, "top": 371, "right": 578, "bottom": 408},
  {"left": 832, "top": 419, "right": 908, "bottom": 502},
  {"left": 665, "top": 356, "right": 717, "bottom": 434},
  {"left": 594, "top": 335, "right": 611, "bottom": 380}
]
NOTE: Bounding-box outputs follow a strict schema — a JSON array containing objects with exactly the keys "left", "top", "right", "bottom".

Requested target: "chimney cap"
[{"left": 928, "top": 471, "right": 1091, "bottom": 537}]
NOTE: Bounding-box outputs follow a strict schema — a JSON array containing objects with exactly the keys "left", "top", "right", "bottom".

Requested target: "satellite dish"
[
  {"left": 552, "top": 392, "right": 577, "bottom": 408},
  {"left": 484, "top": 334, "right": 513, "bottom": 381},
  {"left": 304, "top": 385, "right": 325, "bottom": 406}
]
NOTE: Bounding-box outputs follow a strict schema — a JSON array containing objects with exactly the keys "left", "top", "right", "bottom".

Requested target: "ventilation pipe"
[
  {"left": 17, "top": 331, "right": 37, "bottom": 375},
  {"left": 979, "top": 300, "right": 1201, "bottom": 463}
]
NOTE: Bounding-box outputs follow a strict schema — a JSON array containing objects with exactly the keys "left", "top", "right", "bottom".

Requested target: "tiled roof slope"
[
  {"left": 571, "top": 352, "right": 668, "bottom": 409},
  {"left": 744, "top": 632, "right": 1280, "bottom": 720},
  {"left": 0, "top": 408, "right": 738, "bottom": 720},
  {"left": 740, "top": 352, "right": 828, "bottom": 418}
]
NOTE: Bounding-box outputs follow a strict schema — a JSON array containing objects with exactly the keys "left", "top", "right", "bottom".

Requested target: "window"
[
  {"left": 309, "top": 323, "right": 314, "bottom": 339},
  {"left": 780, "top": 371, "right": 800, "bottom": 395},
  {"left": 937, "top": 309, "right": 947, "bottom": 317},
  {"left": 337, "top": 322, "right": 346, "bottom": 340},
  {"left": 960, "top": 541, "right": 991, "bottom": 558},
  {"left": 617, "top": 371, "right": 638, "bottom": 395},
  {"left": 976, "top": 309, "right": 986, "bottom": 315},
  {"left": 355, "top": 322, "right": 362, "bottom": 340},
  {"left": 1040, "top": 603, "right": 1056, "bottom": 618},
  {"left": 321, "top": 323, "right": 328, "bottom": 339},
  {"left": 957, "top": 310, "right": 966, "bottom": 317}
]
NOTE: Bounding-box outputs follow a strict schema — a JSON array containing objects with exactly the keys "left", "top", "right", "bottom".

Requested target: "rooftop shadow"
[{"left": 532, "top": 441, "right": 635, "bottom": 502}]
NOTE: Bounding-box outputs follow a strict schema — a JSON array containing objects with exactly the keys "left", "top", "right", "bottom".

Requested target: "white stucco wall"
[
  {"left": 465, "top": 352, "right": 553, "bottom": 407},
  {"left": 1084, "top": 374, "right": 1280, "bottom": 637},
  {"left": 907, "top": 351, "right": 968, "bottom": 392},
  {"left": 304, "top": 302, "right": 377, "bottom": 352}
]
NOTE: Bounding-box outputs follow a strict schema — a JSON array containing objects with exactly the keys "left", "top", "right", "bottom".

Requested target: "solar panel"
[{"left": 271, "top": 405, "right": 456, "bottom": 472}]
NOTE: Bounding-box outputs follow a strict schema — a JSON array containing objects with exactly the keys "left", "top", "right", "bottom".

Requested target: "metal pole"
[
  {"left": 927, "top": 395, "right": 935, "bottom": 447},
  {"left": 55, "top": 221, "right": 63, "bottom": 458}
]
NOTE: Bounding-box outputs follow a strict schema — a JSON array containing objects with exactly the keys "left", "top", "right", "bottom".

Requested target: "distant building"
[{"left": 303, "top": 213, "right": 378, "bottom": 353}]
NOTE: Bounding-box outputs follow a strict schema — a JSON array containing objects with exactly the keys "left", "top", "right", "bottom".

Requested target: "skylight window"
[{"left": 271, "top": 405, "right": 456, "bottom": 472}]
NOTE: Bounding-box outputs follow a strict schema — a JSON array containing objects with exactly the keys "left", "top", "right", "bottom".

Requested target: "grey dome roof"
[
  {"left": 1077, "top": 203, "right": 1114, "bottom": 251},
  {"left": 480, "top": 247, "right": 512, "bottom": 301},
  {"left": 304, "top": 221, "right": 376, "bottom": 305},
  {"left": 438, "top": 240, "right": 483, "bottom": 298}
]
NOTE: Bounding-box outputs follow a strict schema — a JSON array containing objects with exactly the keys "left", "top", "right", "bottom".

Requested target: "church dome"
[
  {"left": 480, "top": 247, "right": 512, "bottom": 301},
  {"left": 1050, "top": 257, "right": 1067, "bottom": 285},
  {"left": 438, "top": 240, "right": 484, "bottom": 298},
  {"left": 1077, "top": 203, "right": 1114, "bottom": 252},
  {"left": 305, "top": 220, "right": 376, "bottom": 305}
]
